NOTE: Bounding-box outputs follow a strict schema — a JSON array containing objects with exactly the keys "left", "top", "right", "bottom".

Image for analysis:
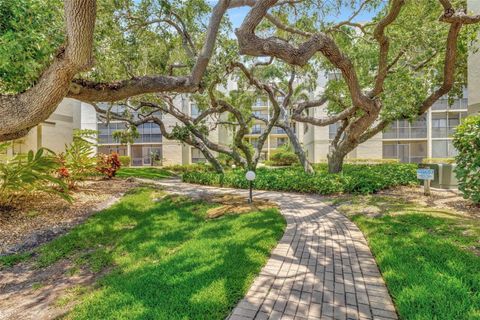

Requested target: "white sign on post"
[
  {"left": 417, "top": 169, "right": 434, "bottom": 180},
  {"left": 417, "top": 168, "right": 434, "bottom": 196}
]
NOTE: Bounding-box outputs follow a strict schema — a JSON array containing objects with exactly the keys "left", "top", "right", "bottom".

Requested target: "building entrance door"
[{"left": 398, "top": 144, "right": 410, "bottom": 163}]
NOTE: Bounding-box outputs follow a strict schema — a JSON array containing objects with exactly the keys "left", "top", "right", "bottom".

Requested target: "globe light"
[
  {"left": 245, "top": 170, "right": 256, "bottom": 181},
  {"left": 245, "top": 170, "right": 256, "bottom": 203}
]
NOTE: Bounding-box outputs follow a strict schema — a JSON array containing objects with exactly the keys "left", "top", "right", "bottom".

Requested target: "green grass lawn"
[
  {"left": 4, "top": 187, "right": 285, "bottom": 319},
  {"left": 116, "top": 167, "right": 172, "bottom": 180},
  {"left": 328, "top": 195, "right": 480, "bottom": 320}
]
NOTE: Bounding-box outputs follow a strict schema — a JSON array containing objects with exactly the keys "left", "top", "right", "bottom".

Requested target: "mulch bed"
[
  {"left": 0, "top": 178, "right": 137, "bottom": 255},
  {"left": 378, "top": 186, "right": 480, "bottom": 218}
]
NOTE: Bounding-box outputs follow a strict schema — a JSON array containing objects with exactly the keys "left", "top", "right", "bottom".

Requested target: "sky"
[{"left": 223, "top": 2, "right": 382, "bottom": 30}]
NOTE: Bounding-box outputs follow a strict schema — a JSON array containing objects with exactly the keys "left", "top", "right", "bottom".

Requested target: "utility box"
[{"left": 423, "top": 163, "right": 458, "bottom": 189}]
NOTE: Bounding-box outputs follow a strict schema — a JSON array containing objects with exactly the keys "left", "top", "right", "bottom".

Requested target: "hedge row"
[{"left": 182, "top": 163, "right": 419, "bottom": 195}]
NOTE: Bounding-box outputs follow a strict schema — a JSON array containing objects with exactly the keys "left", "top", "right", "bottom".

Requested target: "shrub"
[
  {"left": 119, "top": 156, "right": 131, "bottom": 167},
  {"left": 267, "top": 144, "right": 299, "bottom": 167},
  {"left": 422, "top": 158, "right": 455, "bottom": 164},
  {"left": 97, "top": 153, "right": 121, "bottom": 179},
  {"left": 57, "top": 130, "right": 97, "bottom": 188},
  {"left": 0, "top": 148, "right": 70, "bottom": 205},
  {"left": 345, "top": 158, "right": 400, "bottom": 164},
  {"left": 182, "top": 163, "right": 418, "bottom": 195},
  {"left": 163, "top": 163, "right": 212, "bottom": 174},
  {"left": 269, "top": 150, "right": 298, "bottom": 166},
  {"left": 453, "top": 115, "right": 480, "bottom": 204}
]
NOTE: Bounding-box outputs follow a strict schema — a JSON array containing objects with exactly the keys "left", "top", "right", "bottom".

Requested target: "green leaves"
[
  {"left": 453, "top": 115, "right": 480, "bottom": 204},
  {"left": 0, "top": 0, "right": 63, "bottom": 93},
  {"left": 0, "top": 147, "right": 71, "bottom": 204},
  {"left": 182, "top": 163, "right": 419, "bottom": 195}
]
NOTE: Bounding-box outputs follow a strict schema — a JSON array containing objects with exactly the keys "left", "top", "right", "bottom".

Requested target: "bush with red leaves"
[{"left": 97, "top": 153, "right": 121, "bottom": 179}]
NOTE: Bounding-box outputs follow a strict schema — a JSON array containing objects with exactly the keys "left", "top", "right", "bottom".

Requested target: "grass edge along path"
[{"left": 116, "top": 167, "right": 172, "bottom": 180}]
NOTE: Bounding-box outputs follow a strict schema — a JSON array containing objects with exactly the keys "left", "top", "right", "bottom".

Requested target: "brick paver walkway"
[{"left": 155, "top": 179, "right": 397, "bottom": 320}]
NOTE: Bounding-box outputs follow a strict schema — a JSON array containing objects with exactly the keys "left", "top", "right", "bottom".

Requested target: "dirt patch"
[
  {"left": 0, "top": 258, "right": 104, "bottom": 320},
  {"left": 378, "top": 186, "right": 480, "bottom": 219},
  {"left": 200, "top": 194, "right": 277, "bottom": 219},
  {"left": 0, "top": 178, "right": 136, "bottom": 255}
]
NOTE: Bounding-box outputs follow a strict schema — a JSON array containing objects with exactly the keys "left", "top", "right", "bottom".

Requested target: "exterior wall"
[
  {"left": 10, "top": 98, "right": 81, "bottom": 155},
  {"left": 41, "top": 98, "right": 81, "bottom": 153},
  {"left": 161, "top": 141, "right": 183, "bottom": 165},
  {"left": 468, "top": 0, "right": 480, "bottom": 115},
  {"left": 353, "top": 134, "right": 383, "bottom": 159}
]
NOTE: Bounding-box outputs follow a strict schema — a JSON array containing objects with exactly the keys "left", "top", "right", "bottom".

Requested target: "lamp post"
[{"left": 245, "top": 170, "right": 256, "bottom": 203}]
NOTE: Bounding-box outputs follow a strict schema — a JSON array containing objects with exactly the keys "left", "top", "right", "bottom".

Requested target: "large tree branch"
[
  {"left": 370, "top": 0, "right": 405, "bottom": 98},
  {"left": 67, "top": 0, "right": 232, "bottom": 103},
  {"left": 0, "top": 0, "right": 96, "bottom": 142},
  {"left": 292, "top": 106, "right": 357, "bottom": 126},
  {"left": 235, "top": 0, "right": 374, "bottom": 112}
]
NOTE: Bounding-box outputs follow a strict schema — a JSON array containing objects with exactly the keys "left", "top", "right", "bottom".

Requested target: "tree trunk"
[
  {"left": 195, "top": 142, "right": 224, "bottom": 174},
  {"left": 327, "top": 148, "right": 346, "bottom": 174},
  {"left": 284, "top": 126, "right": 314, "bottom": 174}
]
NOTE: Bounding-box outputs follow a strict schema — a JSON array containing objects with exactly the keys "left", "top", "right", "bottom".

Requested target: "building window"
[
  {"left": 254, "top": 98, "right": 266, "bottom": 107},
  {"left": 251, "top": 124, "right": 262, "bottom": 134},
  {"left": 98, "top": 122, "right": 127, "bottom": 144},
  {"left": 432, "top": 97, "right": 468, "bottom": 111},
  {"left": 134, "top": 123, "right": 163, "bottom": 143},
  {"left": 431, "top": 111, "right": 466, "bottom": 138},
  {"left": 329, "top": 122, "right": 341, "bottom": 139},
  {"left": 383, "top": 115, "right": 427, "bottom": 139},
  {"left": 277, "top": 137, "right": 287, "bottom": 148},
  {"left": 191, "top": 148, "right": 206, "bottom": 163},
  {"left": 273, "top": 127, "right": 286, "bottom": 134},
  {"left": 98, "top": 145, "right": 128, "bottom": 156},
  {"left": 191, "top": 104, "right": 200, "bottom": 118},
  {"left": 382, "top": 141, "right": 427, "bottom": 163},
  {"left": 253, "top": 110, "right": 268, "bottom": 119},
  {"left": 432, "top": 140, "right": 458, "bottom": 158},
  {"left": 432, "top": 112, "right": 448, "bottom": 138}
]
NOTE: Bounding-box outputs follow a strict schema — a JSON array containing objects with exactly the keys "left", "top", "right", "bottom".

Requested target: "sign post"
[
  {"left": 417, "top": 168, "right": 434, "bottom": 196},
  {"left": 245, "top": 171, "right": 256, "bottom": 203}
]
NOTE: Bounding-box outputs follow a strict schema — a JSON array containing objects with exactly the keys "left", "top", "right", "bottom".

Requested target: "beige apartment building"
[
  {"left": 2, "top": 98, "right": 83, "bottom": 158},
  {"left": 468, "top": 0, "right": 480, "bottom": 116},
  {"left": 3, "top": 91, "right": 474, "bottom": 167}
]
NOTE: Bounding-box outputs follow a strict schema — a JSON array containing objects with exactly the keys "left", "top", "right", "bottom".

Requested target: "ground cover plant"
[
  {"left": 1, "top": 186, "right": 285, "bottom": 319},
  {"left": 116, "top": 167, "right": 172, "bottom": 180},
  {"left": 182, "top": 163, "right": 419, "bottom": 195},
  {"left": 327, "top": 195, "right": 480, "bottom": 320}
]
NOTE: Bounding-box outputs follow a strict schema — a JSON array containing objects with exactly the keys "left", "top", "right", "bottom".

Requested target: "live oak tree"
[
  {"left": 1, "top": 0, "right": 480, "bottom": 174},
  {"left": 93, "top": 63, "right": 283, "bottom": 173},
  {"left": 234, "top": 0, "right": 479, "bottom": 172}
]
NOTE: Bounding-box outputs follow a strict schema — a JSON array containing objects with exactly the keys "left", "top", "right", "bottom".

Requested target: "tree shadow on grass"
[{"left": 36, "top": 188, "right": 285, "bottom": 320}]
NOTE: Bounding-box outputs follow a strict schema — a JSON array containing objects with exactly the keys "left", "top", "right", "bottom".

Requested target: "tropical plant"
[
  {"left": 97, "top": 153, "right": 121, "bottom": 179},
  {"left": 0, "top": 148, "right": 70, "bottom": 205},
  {"left": 453, "top": 115, "right": 480, "bottom": 204},
  {"left": 57, "top": 129, "right": 97, "bottom": 188},
  {"left": 119, "top": 156, "right": 131, "bottom": 167}
]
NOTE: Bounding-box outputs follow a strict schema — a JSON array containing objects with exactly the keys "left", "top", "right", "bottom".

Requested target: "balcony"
[{"left": 272, "top": 128, "right": 286, "bottom": 134}]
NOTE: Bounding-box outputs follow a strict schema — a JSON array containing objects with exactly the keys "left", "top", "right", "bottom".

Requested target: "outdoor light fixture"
[{"left": 245, "top": 170, "right": 256, "bottom": 203}]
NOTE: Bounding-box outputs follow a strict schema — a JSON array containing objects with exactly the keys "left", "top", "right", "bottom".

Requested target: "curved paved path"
[{"left": 155, "top": 179, "right": 397, "bottom": 320}]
